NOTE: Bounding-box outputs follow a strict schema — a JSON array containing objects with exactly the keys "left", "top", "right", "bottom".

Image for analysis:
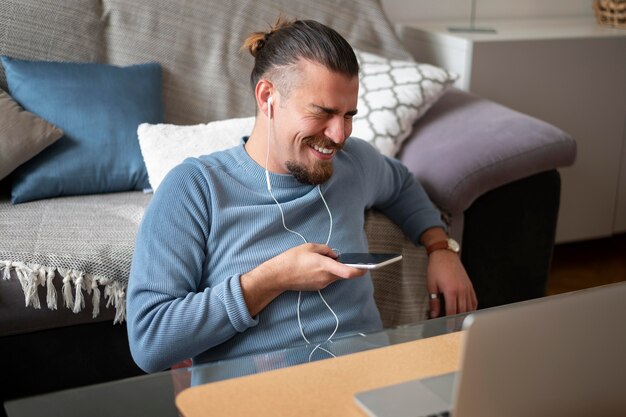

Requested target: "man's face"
[{"left": 269, "top": 60, "right": 359, "bottom": 185}]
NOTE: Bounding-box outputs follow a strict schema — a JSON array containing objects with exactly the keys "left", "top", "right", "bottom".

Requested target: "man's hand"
[
  {"left": 420, "top": 227, "right": 478, "bottom": 318},
  {"left": 240, "top": 243, "right": 367, "bottom": 316},
  {"left": 426, "top": 249, "right": 477, "bottom": 318}
]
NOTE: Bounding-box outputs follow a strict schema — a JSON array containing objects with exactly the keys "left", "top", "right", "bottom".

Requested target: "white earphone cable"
[{"left": 265, "top": 96, "right": 338, "bottom": 359}]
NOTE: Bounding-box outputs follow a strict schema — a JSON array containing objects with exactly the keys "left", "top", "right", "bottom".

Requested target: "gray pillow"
[{"left": 0, "top": 89, "right": 64, "bottom": 181}]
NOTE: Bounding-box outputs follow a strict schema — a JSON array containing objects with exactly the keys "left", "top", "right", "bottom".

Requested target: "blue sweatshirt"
[{"left": 127, "top": 137, "right": 443, "bottom": 372}]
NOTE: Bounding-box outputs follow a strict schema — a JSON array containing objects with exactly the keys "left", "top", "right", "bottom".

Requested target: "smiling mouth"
[{"left": 311, "top": 144, "right": 335, "bottom": 155}]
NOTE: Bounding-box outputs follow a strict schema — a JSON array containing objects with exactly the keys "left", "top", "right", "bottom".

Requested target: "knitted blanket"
[{"left": 0, "top": 191, "right": 151, "bottom": 323}]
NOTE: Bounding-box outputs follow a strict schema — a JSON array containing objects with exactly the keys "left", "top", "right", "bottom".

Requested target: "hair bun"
[
  {"left": 242, "top": 31, "right": 266, "bottom": 58},
  {"left": 241, "top": 15, "right": 294, "bottom": 58}
]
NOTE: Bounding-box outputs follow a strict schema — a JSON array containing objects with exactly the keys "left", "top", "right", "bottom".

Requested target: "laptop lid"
[
  {"left": 354, "top": 282, "right": 626, "bottom": 417},
  {"left": 454, "top": 281, "right": 626, "bottom": 417}
]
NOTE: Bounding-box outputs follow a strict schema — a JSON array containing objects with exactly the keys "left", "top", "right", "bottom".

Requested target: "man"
[{"left": 127, "top": 17, "right": 477, "bottom": 373}]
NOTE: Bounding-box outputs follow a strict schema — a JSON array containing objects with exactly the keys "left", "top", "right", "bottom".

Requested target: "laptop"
[{"left": 354, "top": 281, "right": 626, "bottom": 417}]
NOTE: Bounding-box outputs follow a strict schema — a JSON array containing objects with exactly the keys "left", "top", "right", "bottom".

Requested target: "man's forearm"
[
  {"left": 240, "top": 262, "right": 283, "bottom": 317},
  {"left": 239, "top": 243, "right": 367, "bottom": 317}
]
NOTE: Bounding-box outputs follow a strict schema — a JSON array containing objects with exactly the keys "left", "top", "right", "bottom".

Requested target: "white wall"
[{"left": 381, "top": 0, "right": 594, "bottom": 23}]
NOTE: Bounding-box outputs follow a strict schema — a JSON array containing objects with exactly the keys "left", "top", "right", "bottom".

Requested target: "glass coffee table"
[{"left": 4, "top": 313, "right": 470, "bottom": 417}]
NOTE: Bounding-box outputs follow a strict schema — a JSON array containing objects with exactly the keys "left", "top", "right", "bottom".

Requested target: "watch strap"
[
  {"left": 426, "top": 238, "right": 460, "bottom": 255},
  {"left": 426, "top": 240, "right": 450, "bottom": 255}
]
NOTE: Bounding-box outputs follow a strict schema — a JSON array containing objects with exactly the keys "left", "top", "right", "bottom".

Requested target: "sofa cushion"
[
  {"left": 352, "top": 49, "right": 457, "bottom": 157},
  {"left": 0, "top": 89, "right": 64, "bottom": 181},
  {"left": 399, "top": 89, "right": 577, "bottom": 215},
  {"left": 101, "top": 0, "right": 411, "bottom": 125},
  {"left": 1, "top": 57, "right": 163, "bottom": 203},
  {"left": 0, "top": 0, "right": 103, "bottom": 91}
]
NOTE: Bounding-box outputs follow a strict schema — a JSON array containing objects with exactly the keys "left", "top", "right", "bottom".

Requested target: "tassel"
[
  {"left": 46, "top": 267, "right": 57, "bottom": 310},
  {"left": 104, "top": 282, "right": 114, "bottom": 309},
  {"left": 33, "top": 266, "right": 47, "bottom": 309},
  {"left": 14, "top": 265, "right": 31, "bottom": 306},
  {"left": 84, "top": 275, "right": 93, "bottom": 296},
  {"left": 34, "top": 265, "right": 47, "bottom": 309},
  {"left": 109, "top": 281, "right": 126, "bottom": 324},
  {"left": 73, "top": 271, "right": 85, "bottom": 314},
  {"left": 2, "top": 261, "right": 12, "bottom": 280},
  {"left": 26, "top": 267, "right": 41, "bottom": 309},
  {"left": 61, "top": 270, "right": 74, "bottom": 310},
  {"left": 91, "top": 277, "right": 101, "bottom": 318},
  {"left": 118, "top": 283, "right": 127, "bottom": 323},
  {"left": 115, "top": 300, "right": 126, "bottom": 324},
  {"left": 36, "top": 265, "right": 47, "bottom": 285}
]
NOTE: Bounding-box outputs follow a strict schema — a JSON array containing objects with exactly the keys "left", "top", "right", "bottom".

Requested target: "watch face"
[{"left": 448, "top": 238, "right": 460, "bottom": 253}]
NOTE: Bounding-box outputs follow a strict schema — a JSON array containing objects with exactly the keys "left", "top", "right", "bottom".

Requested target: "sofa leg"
[{"left": 460, "top": 170, "right": 561, "bottom": 309}]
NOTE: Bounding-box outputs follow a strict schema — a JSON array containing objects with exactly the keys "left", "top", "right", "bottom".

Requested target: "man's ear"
[{"left": 255, "top": 79, "right": 274, "bottom": 117}]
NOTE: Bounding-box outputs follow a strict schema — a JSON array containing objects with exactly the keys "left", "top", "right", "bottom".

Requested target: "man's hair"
[{"left": 242, "top": 16, "right": 359, "bottom": 95}]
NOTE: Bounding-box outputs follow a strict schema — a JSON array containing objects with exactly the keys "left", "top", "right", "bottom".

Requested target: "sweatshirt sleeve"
[
  {"left": 348, "top": 139, "right": 446, "bottom": 245},
  {"left": 126, "top": 161, "right": 258, "bottom": 373}
]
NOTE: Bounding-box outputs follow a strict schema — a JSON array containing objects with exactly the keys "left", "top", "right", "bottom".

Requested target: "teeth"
[{"left": 312, "top": 144, "right": 334, "bottom": 154}]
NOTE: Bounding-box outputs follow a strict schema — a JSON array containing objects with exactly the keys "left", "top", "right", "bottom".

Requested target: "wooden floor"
[{"left": 547, "top": 232, "right": 626, "bottom": 295}]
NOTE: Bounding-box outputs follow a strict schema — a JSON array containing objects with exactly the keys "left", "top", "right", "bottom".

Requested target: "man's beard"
[
  {"left": 286, "top": 160, "right": 333, "bottom": 185},
  {"left": 286, "top": 137, "right": 342, "bottom": 185}
]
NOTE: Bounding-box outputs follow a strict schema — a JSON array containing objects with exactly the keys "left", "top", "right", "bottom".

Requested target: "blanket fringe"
[
  {"left": 45, "top": 267, "right": 57, "bottom": 310},
  {"left": 0, "top": 261, "right": 126, "bottom": 323}
]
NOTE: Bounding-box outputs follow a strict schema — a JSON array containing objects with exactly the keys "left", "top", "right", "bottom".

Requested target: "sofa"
[{"left": 0, "top": 0, "right": 576, "bottom": 410}]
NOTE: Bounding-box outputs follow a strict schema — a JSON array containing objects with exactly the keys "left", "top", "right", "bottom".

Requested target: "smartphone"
[{"left": 337, "top": 253, "right": 402, "bottom": 270}]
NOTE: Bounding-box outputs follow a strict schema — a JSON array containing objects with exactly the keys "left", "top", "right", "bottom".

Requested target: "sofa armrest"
[
  {"left": 364, "top": 210, "right": 430, "bottom": 327},
  {"left": 398, "top": 88, "right": 576, "bottom": 215}
]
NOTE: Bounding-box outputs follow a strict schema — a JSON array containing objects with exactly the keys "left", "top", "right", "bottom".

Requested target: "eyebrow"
[{"left": 311, "top": 104, "right": 358, "bottom": 117}]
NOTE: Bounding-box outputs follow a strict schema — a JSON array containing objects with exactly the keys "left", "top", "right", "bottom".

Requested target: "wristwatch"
[{"left": 426, "top": 238, "right": 460, "bottom": 256}]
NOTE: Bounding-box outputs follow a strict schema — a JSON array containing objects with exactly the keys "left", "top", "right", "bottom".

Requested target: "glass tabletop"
[{"left": 4, "top": 313, "right": 470, "bottom": 417}]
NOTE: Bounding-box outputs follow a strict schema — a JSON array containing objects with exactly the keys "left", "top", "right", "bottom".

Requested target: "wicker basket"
[{"left": 593, "top": 0, "right": 626, "bottom": 28}]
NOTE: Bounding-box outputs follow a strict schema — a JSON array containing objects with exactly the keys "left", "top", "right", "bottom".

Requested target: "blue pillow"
[{"left": 0, "top": 57, "right": 163, "bottom": 203}]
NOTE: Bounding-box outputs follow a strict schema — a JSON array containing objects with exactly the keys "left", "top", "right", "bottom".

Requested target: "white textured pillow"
[
  {"left": 138, "top": 117, "right": 255, "bottom": 191},
  {"left": 352, "top": 49, "right": 458, "bottom": 157}
]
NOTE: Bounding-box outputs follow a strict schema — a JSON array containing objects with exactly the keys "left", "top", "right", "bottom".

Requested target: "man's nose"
[{"left": 325, "top": 117, "right": 349, "bottom": 145}]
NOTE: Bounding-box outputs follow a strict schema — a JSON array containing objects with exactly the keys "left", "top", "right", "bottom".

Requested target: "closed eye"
[{"left": 310, "top": 104, "right": 357, "bottom": 119}]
